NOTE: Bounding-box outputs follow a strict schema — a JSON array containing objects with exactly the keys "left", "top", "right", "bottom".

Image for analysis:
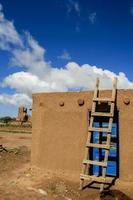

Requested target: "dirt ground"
[
  {"left": 0, "top": 133, "right": 31, "bottom": 149},
  {"left": 0, "top": 133, "right": 132, "bottom": 200}
]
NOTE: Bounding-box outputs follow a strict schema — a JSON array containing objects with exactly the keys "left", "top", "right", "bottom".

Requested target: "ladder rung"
[
  {"left": 80, "top": 174, "right": 113, "bottom": 183},
  {"left": 80, "top": 174, "right": 106, "bottom": 183},
  {"left": 89, "top": 127, "right": 111, "bottom": 132},
  {"left": 86, "top": 143, "right": 110, "bottom": 149},
  {"left": 83, "top": 159, "right": 107, "bottom": 167},
  {"left": 93, "top": 98, "right": 114, "bottom": 102},
  {"left": 91, "top": 112, "right": 113, "bottom": 117}
]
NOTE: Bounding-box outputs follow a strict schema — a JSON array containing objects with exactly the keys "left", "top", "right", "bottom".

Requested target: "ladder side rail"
[
  {"left": 100, "top": 104, "right": 114, "bottom": 192},
  {"left": 80, "top": 116, "right": 95, "bottom": 189},
  {"left": 80, "top": 78, "right": 99, "bottom": 189},
  {"left": 111, "top": 77, "right": 117, "bottom": 101}
]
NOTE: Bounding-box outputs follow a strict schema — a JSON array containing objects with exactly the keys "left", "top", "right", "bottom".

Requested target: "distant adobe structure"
[{"left": 16, "top": 106, "right": 32, "bottom": 123}]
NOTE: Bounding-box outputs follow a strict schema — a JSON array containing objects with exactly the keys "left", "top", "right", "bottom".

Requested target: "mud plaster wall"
[{"left": 31, "top": 90, "right": 133, "bottom": 182}]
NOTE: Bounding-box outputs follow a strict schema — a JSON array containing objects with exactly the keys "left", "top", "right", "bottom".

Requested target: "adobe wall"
[{"left": 31, "top": 90, "right": 133, "bottom": 182}]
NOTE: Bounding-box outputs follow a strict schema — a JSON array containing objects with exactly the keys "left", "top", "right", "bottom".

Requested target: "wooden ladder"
[{"left": 80, "top": 77, "right": 117, "bottom": 193}]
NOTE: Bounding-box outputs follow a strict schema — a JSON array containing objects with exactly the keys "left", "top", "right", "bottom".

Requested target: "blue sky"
[{"left": 0, "top": 0, "right": 133, "bottom": 117}]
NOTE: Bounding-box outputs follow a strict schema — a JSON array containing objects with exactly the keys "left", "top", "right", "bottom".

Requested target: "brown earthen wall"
[{"left": 31, "top": 90, "right": 133, "bottom": 182}]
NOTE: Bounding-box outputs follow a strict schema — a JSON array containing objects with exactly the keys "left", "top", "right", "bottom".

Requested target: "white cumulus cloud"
[
  {"left": 11, "top": 33, "right": 51, "bottom": 78},
  {"left": 3, "top": 62, "right": 133, "bottom": 97},
  {"left": 0, "top": 93, "right": 31, "bottom": 106},
  {"left": 0, "top": 4, "right": 23, "bottom": 50}
]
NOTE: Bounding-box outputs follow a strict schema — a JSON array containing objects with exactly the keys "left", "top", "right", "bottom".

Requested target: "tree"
[{"left": 0, "top": 116, "right": 12, "bottom": 124}]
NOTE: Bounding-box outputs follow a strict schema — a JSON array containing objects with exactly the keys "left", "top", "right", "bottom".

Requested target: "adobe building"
[
  {"left": 31, "top": 89, "right": 133, "bottom": 184},
  {"left": 16, "top": 106, "right": 28, "bottom": 122},
  {"left": 16, "top": 106, "right": 32, "bottom": 123}
]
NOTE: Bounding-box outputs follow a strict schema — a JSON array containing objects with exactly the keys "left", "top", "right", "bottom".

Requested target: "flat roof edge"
[{"left": 32, "top": 89, "right": 133, "bottom": 96}]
